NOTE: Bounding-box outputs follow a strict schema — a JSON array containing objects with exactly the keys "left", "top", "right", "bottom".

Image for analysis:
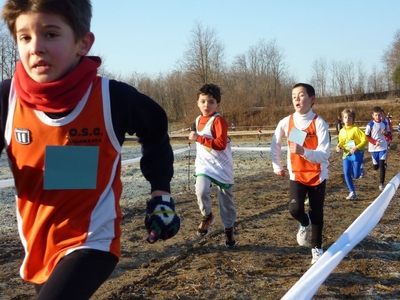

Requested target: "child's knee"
[{"left": 289, "top": 206, "right": 303, "bottom": 220}]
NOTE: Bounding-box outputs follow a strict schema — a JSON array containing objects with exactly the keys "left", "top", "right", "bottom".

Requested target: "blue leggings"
[{"left": 343, "top": 156, "right": 363, "bottom": 192}]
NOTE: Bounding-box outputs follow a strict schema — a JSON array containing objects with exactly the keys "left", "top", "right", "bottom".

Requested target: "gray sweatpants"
[{"left": 195, "top": 176, "right": 237, "bottom": 229}]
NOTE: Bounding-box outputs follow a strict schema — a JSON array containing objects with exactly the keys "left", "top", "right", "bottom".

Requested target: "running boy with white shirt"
[
  {"left": 188, "top": 83, "right": 237, "bottom": 248},
  {"left": 271, "top": 83, "right": 330, "bottom": 264},
  {"left": 365, "top": 106, "right": 390, "bottom": 191}
]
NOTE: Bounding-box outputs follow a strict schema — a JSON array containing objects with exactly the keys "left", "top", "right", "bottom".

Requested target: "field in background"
[{"left": 170, "top": 98, "right": 400, "bottom": 134}]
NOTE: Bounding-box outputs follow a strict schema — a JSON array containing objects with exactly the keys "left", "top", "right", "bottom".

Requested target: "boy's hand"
[
  {"left": 188, "top": 131, "right": 198, "bottom": 141},
  {"left": 350, "top": 146, "right": 358, "bottom": 154},
  {"left": 145, "top": 195, "right": 180, "bottom": 243},
  {"left": 289, "top": 143, "right": 305, "bottom": 155},
  {"left": 188, "top": 122, "right": 197, "bottom": 141},
  {"left": 336, "top": 145, "right": 341, "bottom": 153},
  {"left": 274, "top": 170, "right": 286, "bottom": 177}
]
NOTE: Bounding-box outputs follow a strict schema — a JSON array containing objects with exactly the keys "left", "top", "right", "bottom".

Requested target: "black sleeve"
[
  {"left": 109, "top": 79, "right": 173, "bottom": 193},
  {"left": 0, "top": 79, "right": 11, "bottom": 154}
]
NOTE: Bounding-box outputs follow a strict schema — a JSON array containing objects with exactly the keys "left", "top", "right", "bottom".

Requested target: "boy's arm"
[
  {"left": 365, "top": 122, "right": 379, "bottom": 145},
  {"left": 336, "top": 129, "right": 345, "bottom": 152},
  {"left": 301, "top": 118, "right": 330, "bottom": 164},
  {"left": 337, "top": 129, "right": 345, "bottom": 148},
  {"left": 110, "top": 80, "right": 179, "bottom": 244},
  {"left": 109, "top": 80, "right": 173, "bottom": 194},
  {"left": 271, "top": 118, "right": 287, "bottom": 174},
  {"left": 195, "top": 116, "right": 228, "bottom": 150},
  {"left": 355, "top": 127, "right": 368, "bottom": 150}
]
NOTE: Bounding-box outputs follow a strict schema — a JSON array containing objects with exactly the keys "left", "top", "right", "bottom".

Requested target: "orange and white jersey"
[
  {"left": 271, "top": 109, "right": 330, "bottom": 185},
  {"left": 5, "top": 77, "right": 123, "bottom": 284},
  {"left": 194, "top": 114, "right": 234, "bottom": 184}
]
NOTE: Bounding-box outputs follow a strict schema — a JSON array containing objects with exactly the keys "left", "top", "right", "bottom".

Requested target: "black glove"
[{"left": 145, "top": 195, "right": 180, "bottom": 243}]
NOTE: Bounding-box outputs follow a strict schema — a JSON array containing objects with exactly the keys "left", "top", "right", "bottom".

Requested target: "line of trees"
[{"left": 1, "top": 23, "right": 399, "bottom": 127}]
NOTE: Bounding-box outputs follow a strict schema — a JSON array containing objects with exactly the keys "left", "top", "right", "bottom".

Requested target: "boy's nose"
[{"left": 30, "top": 38, "right": 45, "bottom": 55}]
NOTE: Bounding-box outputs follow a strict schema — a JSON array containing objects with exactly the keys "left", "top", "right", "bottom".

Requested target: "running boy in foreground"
[
  {"left": 271, "top": 83, "right": 330, "bottom": 264},
  {"left": 189, "top": 83, "right": 237, "bottom": 248},
  {"left": 0, "top": 0, "right": 179, "bottom": 298}
]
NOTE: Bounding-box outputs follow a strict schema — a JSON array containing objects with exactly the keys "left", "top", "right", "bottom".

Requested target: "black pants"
[
  {"left": 289, "top": 180, "right": 326, "bottom": 248},
  {"left": 372, "top": 160, "right": 386, "bottom": 184},
  {"left": 34, "top": 249, "right": 118, "bottom": 300}
]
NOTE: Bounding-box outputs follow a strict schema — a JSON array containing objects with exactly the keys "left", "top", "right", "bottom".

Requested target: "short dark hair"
[
  {"left": 2, "top": 0, "right": 92, "bottom": 42},
  {"left": 293, "top": 83, "right": 315, "bottom": 97},
  {"left": 373, "top": 106, "right": 381, "bottom": 114},
  {"left": 197, "top": 83, "right": 221, "bottom": 103}
]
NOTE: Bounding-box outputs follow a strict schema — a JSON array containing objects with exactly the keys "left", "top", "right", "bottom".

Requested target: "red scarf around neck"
[{"left": 14, "top": 56, "right": 101, "bottom": 113}]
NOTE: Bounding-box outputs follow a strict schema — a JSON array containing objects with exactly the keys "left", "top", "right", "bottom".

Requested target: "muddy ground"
[{"left": 0, "top": 135, "right": 399, "bottom": 300}]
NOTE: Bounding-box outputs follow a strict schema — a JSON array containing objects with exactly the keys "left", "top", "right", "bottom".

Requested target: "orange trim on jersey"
[{"left": 288, "top": 114, "right": 321, "bottom": 186}]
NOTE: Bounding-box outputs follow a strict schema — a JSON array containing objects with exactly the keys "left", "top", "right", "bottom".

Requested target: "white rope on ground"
[
  {"left": 0, "top": 143, "right": 315, "bottom": 188},
  {"left": 282, "top": 173, "right": 400, "bottom": 300},
  {"left": 0, "top": 178, "right": 14, "bottom": 189}
]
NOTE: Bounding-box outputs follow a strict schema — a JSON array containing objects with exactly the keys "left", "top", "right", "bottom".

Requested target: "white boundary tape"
[{"left": 282, "top": 173, "right": 400, "bottom": 300}]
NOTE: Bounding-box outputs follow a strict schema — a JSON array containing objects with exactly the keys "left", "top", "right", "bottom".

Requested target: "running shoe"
[
  {"left": 346, "top": 191, "right": 356, "bottom": 200},
  {"left": 296, "top": 213, "right": 311, "bottom": 246},
  {"left": 379, "top": 184, "right": 384, "bottom": 191},
  {"left": 224, "top": 227, "right": 237, "bottom": 248},
  {"left": 197, "top": 213, "right": 215, "bottom": 237},
  {"left": 311, "top": 247, "right": 324, "bottom": 264}
]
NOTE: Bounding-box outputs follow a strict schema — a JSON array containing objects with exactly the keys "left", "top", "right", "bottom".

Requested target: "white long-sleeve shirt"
[{"left": 271, "top": 109, "right": 330, "bottom": 182}]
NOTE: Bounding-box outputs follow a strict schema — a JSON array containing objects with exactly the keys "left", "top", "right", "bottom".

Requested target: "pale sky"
[
  {"left": 89, "top": 1, "right": 399, "bottom": 81},
  {"left": 2, "top": 1, "right": 399, "bottom": 81}
]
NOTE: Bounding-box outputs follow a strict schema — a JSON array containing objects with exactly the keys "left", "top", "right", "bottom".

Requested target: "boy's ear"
[
  {"left": 310, "top": 95, "right": 316, "bottom": 106},
  {"left": 77, "top": 32, "right": 95, "bottom": 56}
]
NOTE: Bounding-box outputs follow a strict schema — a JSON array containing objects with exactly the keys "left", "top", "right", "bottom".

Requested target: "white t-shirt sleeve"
[{"left": 271, "top": 117, "right": 289, "bottom": 173}]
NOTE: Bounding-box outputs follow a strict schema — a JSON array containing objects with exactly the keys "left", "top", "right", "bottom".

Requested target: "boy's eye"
[
  {"left": 45, "top": 32, "right": 59, "bottom": 38},
  {"left": 18, "top": 35, "right": 30, "bottom": 42}
]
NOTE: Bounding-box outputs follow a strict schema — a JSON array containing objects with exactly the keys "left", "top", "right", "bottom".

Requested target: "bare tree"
[
  {"left": 354, "top": 60, "right": 366, "bottom": 96},
  {"left": 330, "top": 60, "right": 346, "bottom": 96},
  {"left": 382, "top": 30, "right": 400, "bottom": 81},
  {"left": 310, "top": 56, "right": 329, "bottom": 97},
  {"left": 343, "top": 60, "right": 355, "bottom": 97},
  {"left": 0, "top": 24, "right": 18, "bottom": 80},
  {"left": 367, "top": 65, "right": 385, "bottom": 94},
  {"left": 179, "top": 22, "right": 225, "bottom": 85},
  {"left": 231, "top": 39, "right": 289, "bottom": 106}
]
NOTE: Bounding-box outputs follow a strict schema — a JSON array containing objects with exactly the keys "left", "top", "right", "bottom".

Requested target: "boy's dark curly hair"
[{"left": 197, "top": 83, "right": 221, "bottom": 103}]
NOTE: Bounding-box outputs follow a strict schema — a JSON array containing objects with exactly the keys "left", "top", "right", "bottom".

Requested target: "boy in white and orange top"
[
  {"left": 188, "top": 83, "right": 237, "bottom": 249},
  {"left": 271, "top": 83, "right": 330, "bottom": 265}
]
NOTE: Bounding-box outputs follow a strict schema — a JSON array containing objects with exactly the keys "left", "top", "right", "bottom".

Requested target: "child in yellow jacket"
[{"left": 336, "top": 108, "right": 368, "bottom": 200}]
